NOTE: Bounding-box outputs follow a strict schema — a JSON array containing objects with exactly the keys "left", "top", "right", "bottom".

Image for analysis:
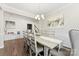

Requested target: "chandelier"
[
  {"left": 34, "top": 4, "right": 45, "bottom": 21},
  {"left": 34, "top": 14, "right": 45, "bottom": 20}
]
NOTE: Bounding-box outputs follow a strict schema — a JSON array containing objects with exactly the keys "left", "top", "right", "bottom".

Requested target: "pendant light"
[{"left": 34, "top": 4, "right": 45, "bottom": 21}]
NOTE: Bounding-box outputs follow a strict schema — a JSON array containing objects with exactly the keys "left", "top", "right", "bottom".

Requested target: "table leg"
[
  {"left": 58, "top": 43, "right": 62, "bottom": 55},
  {"left": 48, "top": 49, "right": 50, "bottom": 56},
  {"left": 44, "top": 46, "right": 49, "bottom": 56},
  {"left": 29, "top": 48, "right": 32, "bottom": 56}
]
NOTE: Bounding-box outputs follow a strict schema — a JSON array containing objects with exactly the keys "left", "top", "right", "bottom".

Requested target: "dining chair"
[
  {"left": 69, "top": 29, "right": 79, "bottom": 56},
  {"left": 27, "top": 31, "right": 44, "bottom": 56},
  {"left": 23, "top": 31, "right": 31, "bottom": 55}
]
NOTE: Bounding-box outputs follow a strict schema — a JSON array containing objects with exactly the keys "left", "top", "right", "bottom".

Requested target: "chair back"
[
  {"left": 30, "top": 33, "right": 37, "bottom": 55},
  {"left": 27, "top": 25, "right": 37, "bottom": 56},
  {"left": 69, "top": 29, "right": 79, "bottom": 56}
]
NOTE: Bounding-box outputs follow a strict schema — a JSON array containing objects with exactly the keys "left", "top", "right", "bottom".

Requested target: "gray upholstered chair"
[{"left": 69, "top": 29, "right": 79, "bottom": 56}]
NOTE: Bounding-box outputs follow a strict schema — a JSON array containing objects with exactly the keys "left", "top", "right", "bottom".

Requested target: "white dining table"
[{"left": 36, "top": 36, "right": 62, "bottom": 56}]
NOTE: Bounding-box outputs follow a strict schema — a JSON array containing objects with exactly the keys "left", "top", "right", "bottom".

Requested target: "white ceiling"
[{"left": 5, "top": 3, "right": 68, "bottom": 16}]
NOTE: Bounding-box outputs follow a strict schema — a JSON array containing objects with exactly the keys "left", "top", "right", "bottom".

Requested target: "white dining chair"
[
  {"left": 69, "top": 29, "right": 79, "bottom": 56},
  {"left": 27, "top": 32, "right": 44, "bottom": 56}
]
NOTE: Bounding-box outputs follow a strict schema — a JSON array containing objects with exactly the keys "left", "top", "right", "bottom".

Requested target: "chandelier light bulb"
[
  {"left": 35, "top": 14, "right": 45, "bottom": 20},
  {"left": 38, "top": 17, "right": 40, "bottom": 20},
  {"left": 41, "top": 14, "right": 45, "bottom": 19},
  {"left": 37, "top": 14, "right": 40, "bottom": 18},
  {"left": 35, "top": 16, "right": 38, "bottom": 19}
]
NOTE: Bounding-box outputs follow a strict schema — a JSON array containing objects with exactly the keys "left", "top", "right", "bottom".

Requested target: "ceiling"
[{"left": 5, "top": 3, "right": 68, "bottom": 16}]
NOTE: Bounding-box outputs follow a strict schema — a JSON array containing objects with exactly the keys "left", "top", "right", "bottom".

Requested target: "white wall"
[
  {"left": 0, "top": 7, "right": 5, "bottom": 36},
  {"left": 0, "top": 4, "right": 35, "bottom": 18},
  {"left": 4, "top": 11, "right": 35, "bottom": 34},
  {"left": 39, "top": 4, "right": 79, "bottom": 48},
  {"left": 0, "top": 4, "right": 35, "bottom": 36},
  {"left": 0, "top": 7, "right": 35, "bottom": 48},
  {"left": 0, "top": 7, "right": 5, "bottom": 48}
]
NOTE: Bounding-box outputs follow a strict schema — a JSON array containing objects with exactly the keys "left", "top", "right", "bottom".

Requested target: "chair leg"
[
  {"left": 29, "top": 49, "right": 32, "bottom": 56},
  {"left": 48, "top": 49, "right": 50, "bottom": 56},
  {"left": 43, "top": 46, "right": 44, "bottom": 56}
]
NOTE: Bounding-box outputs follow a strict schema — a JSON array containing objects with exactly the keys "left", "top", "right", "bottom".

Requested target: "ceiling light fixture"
[
  {"left": 34, "top": 4, "right": 45, "bottom": 21},
  {"left": 34, "top": 14, "right": 45, "bottom": 21},
  {"left": 41, "top": 14, "right": 45, "bottom": 19}
]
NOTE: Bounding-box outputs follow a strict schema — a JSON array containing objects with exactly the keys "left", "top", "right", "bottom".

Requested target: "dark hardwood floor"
[
  {"left": 0, "top": 38, "right": 71, "bottom": 56},
  {"left": 0, "top": 38, "right": 28, "bottom": 56}
]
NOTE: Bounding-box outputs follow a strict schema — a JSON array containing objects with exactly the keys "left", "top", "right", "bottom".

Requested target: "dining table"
[{"left": 36, "top": 36, "right": 62, "bottom": 56}]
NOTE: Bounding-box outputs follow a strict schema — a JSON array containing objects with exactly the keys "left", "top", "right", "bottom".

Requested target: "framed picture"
[{"left": 48, "top": 15, "right": 64, "bottom": 28}]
